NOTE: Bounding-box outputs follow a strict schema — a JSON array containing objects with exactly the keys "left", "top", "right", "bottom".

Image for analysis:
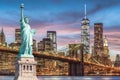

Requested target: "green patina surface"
[{"left": 18, "top": 3, "right": 35, "bottom": 58}]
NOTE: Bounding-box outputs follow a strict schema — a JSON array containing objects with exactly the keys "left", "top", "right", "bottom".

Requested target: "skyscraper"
[
  {"left": 0, "top": 28, "right": 6, "bottom": 46},
  {"left": 0, "top": 28, "right": 7, "bottom": 72},
  {"left": 94, "top": 23, "right": 103, "bottom": 57},
  {"left": 33, "top": 39, "right": 37, "bottom": 52},
  {"left": 15, "top": 28, "right": 21, "bottom": 43},
  {"left": 103, "top": 35, "right": 109, "bottom": 57},
  {"left": 47, "top": 31, "right": 57, "bottom": 51},
  {"left": 81, "top": 4, "right": 90, "bottom": 54}
]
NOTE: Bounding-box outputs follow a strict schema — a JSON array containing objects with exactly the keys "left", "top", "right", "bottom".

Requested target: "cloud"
[
  {"left": 88, "top": 0, "right": 120, "bottom": 15},
  {"left": 54, "top": 11, "right": 82, "bottom": 23}
]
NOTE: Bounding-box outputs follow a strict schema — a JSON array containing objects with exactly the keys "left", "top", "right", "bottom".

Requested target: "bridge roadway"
[{"left": 0, "top": 47, "right": 116, "bottom": 71}]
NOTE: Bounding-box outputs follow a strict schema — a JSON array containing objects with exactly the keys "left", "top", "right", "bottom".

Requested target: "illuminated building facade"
[
  {"left": 15, "top": 28, "right": 21, "bottom": 43},
  {"left": 0, "top": 28, "right": 7, "bottom": 72},
  {"left": 103, "top": 35, "right": 109, "bottom": 57},
  {"left": 9, "top": 28, "right": 21, "bottom": 49},
  {"left": 33, "top": 39, "right": 36, "bottom": 51},
  {"left": 47, "top": 31, "right": 57, "bottom": 51},
  {"left": 81, "top": 4, "right": 90, "bottom": 55},
  {"left": 94, "top": 23, "right": 103, "bottom": 57},
  {"left": 38, "top": 41, "right": 44, "bottom": 51},
  {"left": 43, "top": 38, "right": 53, "bottom": 51}
]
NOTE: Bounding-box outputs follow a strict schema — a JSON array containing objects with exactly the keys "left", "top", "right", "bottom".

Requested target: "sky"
[{"left": 0, "top": 0, "right": 120, "bottom": 61}]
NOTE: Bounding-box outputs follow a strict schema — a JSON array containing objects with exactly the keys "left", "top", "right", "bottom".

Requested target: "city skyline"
[{"left": 0, "top": 0, "right": 120, "bottom": 60}]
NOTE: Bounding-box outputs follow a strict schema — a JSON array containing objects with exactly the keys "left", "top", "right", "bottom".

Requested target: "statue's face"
[{"left": 24, "top": 17, "right": 29, "bottom": 23}]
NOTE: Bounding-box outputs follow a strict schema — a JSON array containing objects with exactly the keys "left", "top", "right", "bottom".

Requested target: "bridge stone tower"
[
  {"left": 14, "top": 3, "right": 38, "bottom": 80},
  {"left": 81, "top": 4, "right": 90, "bottom": 60}
]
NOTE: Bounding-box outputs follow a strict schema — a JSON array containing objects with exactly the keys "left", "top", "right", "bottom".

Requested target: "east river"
[{"left": 0, "top": 76, "right": 120, "bottom": 80}]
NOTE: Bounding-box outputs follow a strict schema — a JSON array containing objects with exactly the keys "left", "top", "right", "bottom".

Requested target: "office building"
[
  {"left": 33, "top": 39, "right": 37, "bottom": 52},
  {"left": 94, "top": 23, "right": 103, "bottom": 57},
  {"left": 15, "top": 29, "right": 21, "bottom": 43},
  {"left": 81, "top": 4, "right": 90, "bottom": 55},
  {"left": 47, "top": 31, "right": 57, "bottom": 51},
  {"left": 38, "top": 41, "right": 44, "bottom": 51},
  {"left": 103, "top": 35, "right": 109, "bottom": 57}
]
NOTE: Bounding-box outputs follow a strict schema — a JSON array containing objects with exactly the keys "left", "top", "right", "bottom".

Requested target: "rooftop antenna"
[{"left": 84, "top": 4, "right": 87, "bottom": 19}]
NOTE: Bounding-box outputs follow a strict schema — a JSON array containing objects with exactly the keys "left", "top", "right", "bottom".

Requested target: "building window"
[
  {"left": 30, "top": 66, "right": 32, "bottom": 71},
  {"left": 23, "top": 65, "right": 25, "bottom": 70},
  {"left": 27, "top": 65, "right": 29, "bottom": 71}
]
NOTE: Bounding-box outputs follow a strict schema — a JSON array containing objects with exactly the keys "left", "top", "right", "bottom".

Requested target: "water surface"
[{"left": 0, "top": 76, "right": 120, "bottom": 80}]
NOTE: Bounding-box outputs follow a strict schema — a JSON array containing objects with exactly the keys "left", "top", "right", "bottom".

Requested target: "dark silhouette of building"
[{"left": 114, "top": 54, "right": 120, "bottom": 68}]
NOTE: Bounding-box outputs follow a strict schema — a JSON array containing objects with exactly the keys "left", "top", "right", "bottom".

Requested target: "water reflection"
[{"left": 0, "top": 76, "right": 120, "bottom": 80}]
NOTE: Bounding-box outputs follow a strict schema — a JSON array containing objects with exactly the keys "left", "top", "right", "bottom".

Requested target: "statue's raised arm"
[
  {"left": 20, "top": 3, "right": 24, "bottom": 23},
  {"left": 19, "top": 3, "right": 35, "bottom": 58}
]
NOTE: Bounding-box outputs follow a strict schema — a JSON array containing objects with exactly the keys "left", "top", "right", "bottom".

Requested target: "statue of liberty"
[{"left": 18, "top": 3, "right": 35, "bottom": 58}]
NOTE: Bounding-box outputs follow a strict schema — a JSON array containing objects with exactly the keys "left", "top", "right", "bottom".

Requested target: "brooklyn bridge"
[{"left": 0, "top": 46, "right": 119, "bottom": 76}]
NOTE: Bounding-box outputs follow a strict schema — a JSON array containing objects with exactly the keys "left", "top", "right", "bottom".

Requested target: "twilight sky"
[{"left": 0, "top": 0, "right": 120, "bottom": 61}]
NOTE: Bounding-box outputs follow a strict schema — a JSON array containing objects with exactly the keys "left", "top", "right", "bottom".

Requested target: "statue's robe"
[{"left": 18, "top": 20, "right": 35, "bottom": 57}]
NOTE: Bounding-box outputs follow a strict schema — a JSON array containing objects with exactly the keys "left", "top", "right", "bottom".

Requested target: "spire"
[
  {"left": 1, "top": 27, "right": 5, "bottom": 37},
  {"left": 1, "top": 27, "right": 4, "bottom": 34},
  {"left": 84, "top": 4, "right": 87, "bottom": 19}
]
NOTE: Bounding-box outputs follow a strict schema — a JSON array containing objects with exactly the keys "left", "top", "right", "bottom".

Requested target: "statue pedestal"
[{"left": 14, "top": 57, "right": 38, "bottom": 80}]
